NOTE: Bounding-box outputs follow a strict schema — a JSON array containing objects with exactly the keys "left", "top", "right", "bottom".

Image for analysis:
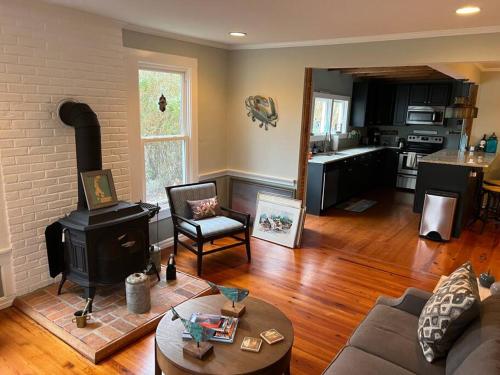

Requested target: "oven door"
[
  {"left": 406, "top": 106, "right": 445, "bottom": 125},
  {"left": 398, "top": 152, "right": 426, "bottom": 176}
]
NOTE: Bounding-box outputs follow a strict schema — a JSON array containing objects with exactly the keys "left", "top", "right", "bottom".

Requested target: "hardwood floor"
[{"left": 1, "top": 188, "right": 499, "bottom": 374}]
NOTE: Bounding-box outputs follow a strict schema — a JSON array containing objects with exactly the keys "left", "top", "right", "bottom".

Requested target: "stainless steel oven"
[
  {"left": 397, "top": 152, "right": 426, "bottom": 190},
  {"left": 406, "top": 106, "right": 445, "bottom": 126},
  {"left": 396, "top": 135, "right": 444, "bottom": 190}
]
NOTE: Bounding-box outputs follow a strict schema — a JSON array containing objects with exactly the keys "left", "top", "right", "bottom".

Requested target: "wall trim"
[
  {"left": 199, "top": 169, "right": 296, "bottom": 188},
  {"left": 232, "top": 25, "right": 500, "bottom": 50},
  {"left": 157, "top": 237, "right": 174, "bottom": 251}
]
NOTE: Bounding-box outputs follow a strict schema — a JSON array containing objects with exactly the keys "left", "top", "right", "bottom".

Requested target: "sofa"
[{"left": 323, "top": 288, "right": 500, "bottom": 374}]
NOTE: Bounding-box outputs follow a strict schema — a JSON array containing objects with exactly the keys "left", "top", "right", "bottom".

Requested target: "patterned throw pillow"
[
  {"left": 417, "top": 262, "right": 480, "bottom": 362},
  {"left": 187, "top": 196, "right": 221, "bottom": 220}
]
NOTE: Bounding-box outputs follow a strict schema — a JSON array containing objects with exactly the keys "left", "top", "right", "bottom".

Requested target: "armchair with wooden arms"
[{"left": 165, "top": 181, "right": 251, "bottom": 276}]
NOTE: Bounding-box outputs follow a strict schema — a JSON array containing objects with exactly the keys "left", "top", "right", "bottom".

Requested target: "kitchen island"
[{"left": 414, "top": 149, "right": 498, "bottom": 237}]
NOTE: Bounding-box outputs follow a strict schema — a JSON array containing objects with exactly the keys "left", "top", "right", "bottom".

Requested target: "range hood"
[{"left": 445, "top": 97, "right": 478, "bottom": 119}]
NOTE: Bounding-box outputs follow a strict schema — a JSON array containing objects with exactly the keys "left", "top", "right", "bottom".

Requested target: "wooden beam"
[{"left": 296, "top": 68, "right": 313, "bottom": 203}]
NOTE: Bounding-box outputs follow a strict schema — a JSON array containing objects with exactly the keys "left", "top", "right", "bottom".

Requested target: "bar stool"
[{"left": 480, "top": 183, "right": 500, "bottom": 232}]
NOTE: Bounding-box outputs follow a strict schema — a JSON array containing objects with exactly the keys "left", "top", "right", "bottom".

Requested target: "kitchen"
[{"left": 305, "top": 65, "right": 497, "bottom": 239}]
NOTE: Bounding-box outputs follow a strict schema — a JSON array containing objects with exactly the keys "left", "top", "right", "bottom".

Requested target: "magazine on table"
[{"left": 181, "top": 313, "right": 239, "bottom": 343}]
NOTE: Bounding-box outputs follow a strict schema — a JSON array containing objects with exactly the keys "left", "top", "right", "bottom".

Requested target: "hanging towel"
[{"left": 406, "top": 152, "right": 418, "bottom": 169}]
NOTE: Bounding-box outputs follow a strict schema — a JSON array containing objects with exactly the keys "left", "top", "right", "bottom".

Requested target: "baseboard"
[
  {"left": 157, "top": 237, "right": 174, "bottom": 250},
  {"left": 0, "top": 295, "right": 15, "bottom": 310}
]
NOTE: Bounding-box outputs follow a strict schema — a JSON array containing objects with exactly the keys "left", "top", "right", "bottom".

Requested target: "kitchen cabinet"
[
  {"left": 393, "top": 84, "right": 410, "bottom": 126},
  {"left": 350, "top": 81, "right": 395, "bottom": 127},
  {"left": 306, "top": 149, "right": 397, "bottom": 215},
  {"left": 409, "top": 83, "right": 450, "bottom": 106}
]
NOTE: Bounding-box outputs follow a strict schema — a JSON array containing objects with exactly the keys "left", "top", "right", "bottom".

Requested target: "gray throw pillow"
[{"left": 417, "top": 262, "right": 480, "bottom": 362}]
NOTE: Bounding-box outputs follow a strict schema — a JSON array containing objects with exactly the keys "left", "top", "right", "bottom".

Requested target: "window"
[
  {"left": 138, "top": 68, "right": 188, "bottom": 204},
  {"left": 311, "top": 92, "right": 350, "bottom": 138}
]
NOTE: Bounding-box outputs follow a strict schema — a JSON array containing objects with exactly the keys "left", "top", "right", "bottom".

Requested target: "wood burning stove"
[{"left": 45, "top": 101, "right": 150, "bottom": 311}]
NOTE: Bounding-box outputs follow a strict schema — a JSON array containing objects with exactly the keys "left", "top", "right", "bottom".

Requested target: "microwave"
[{"left": 406, "top": 106, "right": 445, "bottom": 126}]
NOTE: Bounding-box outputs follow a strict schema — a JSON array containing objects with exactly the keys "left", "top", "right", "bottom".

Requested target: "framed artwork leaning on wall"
[{"left": 252, "top": 193, "right": 304, "bottom": 248}]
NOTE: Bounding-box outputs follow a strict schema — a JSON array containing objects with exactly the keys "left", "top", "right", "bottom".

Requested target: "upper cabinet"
[
  {"left": 351, "top": 80, "right": 454, "bottom": 127},
  {"left": 350, "top": 81, "right": 395, "bottom": 127},
  {"left": 409, "top": 83, "right": 450, "bottom": 106}
]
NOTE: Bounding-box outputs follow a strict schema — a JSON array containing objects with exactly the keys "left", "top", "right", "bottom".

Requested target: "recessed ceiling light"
[
  {"left": 456, "top": 6, "right": 481, "bottom": 15},
  {"left": 229, "top": 32, "right": 247, "bottom": 37}
]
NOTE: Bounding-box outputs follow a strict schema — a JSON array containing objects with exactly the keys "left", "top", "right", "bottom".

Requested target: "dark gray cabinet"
[
  {"left": 306, "top": 149, "right": 397, "bottom": 215},
  {"left": 350, "top": 81, "right": 395, "bottom": 127},
  {"left": 393, "top": 84, "right": 410, "bottom": 126},
  {"left": 409, "top": 83, "right": 450, "bottom": 106}
]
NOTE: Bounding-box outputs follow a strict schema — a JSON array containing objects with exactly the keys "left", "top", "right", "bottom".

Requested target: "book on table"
[{"left": 182, "top": 313, "right": 239, "bottom": 343}]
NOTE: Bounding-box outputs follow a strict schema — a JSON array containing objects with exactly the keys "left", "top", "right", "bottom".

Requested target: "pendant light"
[{"left": 445, "top": 97, "right": 478, "bottom": 119}]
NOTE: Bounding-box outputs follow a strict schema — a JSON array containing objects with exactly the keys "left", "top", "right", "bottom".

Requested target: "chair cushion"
[
  {"left": 349, "top": 304, "right": 446, "bottom": 375},
  {"left": 453, "top": 338, "right": 500, "bottom": 375},
  {"left": 417, "top": 262, "right": 480, "bottom": 362},
  {"left": 322, "top": 346, "right": 415, "bottom": 375},
  {"left": 446, "top": 294, "right": 500, "bottom": 375},
  {"left": 179, "top": 216, "right": 244, "bottom": 237},
  {"left": 168, "top": 183, "right": 217, "bottom": 219},
  {"left": 187, "top": 196, "right": 221, "bottom": 220}
]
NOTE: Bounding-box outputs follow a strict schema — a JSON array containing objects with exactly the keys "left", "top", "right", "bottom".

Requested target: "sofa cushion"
[
  {"left": 418, "top": 262, "right": 480, "bottom": 362},
  {"left": 323, "top": 346, "right": 414, "bottom": 375},
  {"left": 453, "top": 339, "right": 500, "bottom": 375},
  {"left": 446, "top": 294, "right": 500, "bottom": 375},
  {"left": 349, "top": 304, "right": 445, "bottom": 375},
  {"left": 179, "top": 216, "right": 244, "bottom": 237}
]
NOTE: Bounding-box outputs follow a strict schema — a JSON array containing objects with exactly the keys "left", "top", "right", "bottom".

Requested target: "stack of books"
[{"left": 182, "top": 313, "right": 239, "bottom": 343}]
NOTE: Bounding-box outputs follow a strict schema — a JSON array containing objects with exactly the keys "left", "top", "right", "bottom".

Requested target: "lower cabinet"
[{"left": 306, "top": 149, "right": 397, "bottom": 215}]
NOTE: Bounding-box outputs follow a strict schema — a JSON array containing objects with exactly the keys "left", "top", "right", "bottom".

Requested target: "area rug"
[
  {"left": 13, "top": 268, "right": 210, "bottom": 363},
  {"left": 337, "top": 199, "right": 377, "bottom": 213}
]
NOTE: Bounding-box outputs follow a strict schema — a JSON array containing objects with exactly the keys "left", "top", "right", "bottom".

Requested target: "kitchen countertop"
[
  {"left": 419, "top": 149, "right": 497, "bottom": 168},
  {"left": 308, "top": 146, "right": 395, "bottom": 164}
]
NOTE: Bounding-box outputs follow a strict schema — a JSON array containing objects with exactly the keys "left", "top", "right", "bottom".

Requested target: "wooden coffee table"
[{"left": 155, "top": 295, "right": 294, "bottom": 375}]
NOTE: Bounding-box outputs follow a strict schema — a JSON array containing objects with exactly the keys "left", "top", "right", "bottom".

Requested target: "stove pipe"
[{"left": 58, "top": 101, "right": 102, "bottom": 210}]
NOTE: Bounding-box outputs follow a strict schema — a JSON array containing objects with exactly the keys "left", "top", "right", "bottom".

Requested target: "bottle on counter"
[
  {"left": 486, "top": 133, "right": 498, "bottom": 153},
  {"left": 478, "top": 134, "right": 487, "bottom": 152}
]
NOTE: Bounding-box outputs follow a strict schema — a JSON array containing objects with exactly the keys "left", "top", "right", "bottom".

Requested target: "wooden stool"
[{"left": 480, "top": 183, "right": 500, "bottom": 232}]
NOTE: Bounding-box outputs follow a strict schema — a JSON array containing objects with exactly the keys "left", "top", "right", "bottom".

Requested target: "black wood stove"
[{"left": 45, "top": 101, "right": 150, "bottom": 311}]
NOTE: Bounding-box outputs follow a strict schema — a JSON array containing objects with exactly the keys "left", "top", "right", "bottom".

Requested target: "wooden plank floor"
[{"left": 1, "top": 188, "right": 499, "bottom": 374}]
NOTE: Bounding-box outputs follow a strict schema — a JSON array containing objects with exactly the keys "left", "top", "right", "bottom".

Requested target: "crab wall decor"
[{"left": 245, "top": 95, "right": 278, "bottom": 130}]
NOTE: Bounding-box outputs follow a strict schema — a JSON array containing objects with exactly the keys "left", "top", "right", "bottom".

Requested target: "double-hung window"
[
  {"left": 311, "top": 92, "right": 350, "bottom": 140},
  {"left": 138, "top": 67, "right": 189, "bottom": 204}
]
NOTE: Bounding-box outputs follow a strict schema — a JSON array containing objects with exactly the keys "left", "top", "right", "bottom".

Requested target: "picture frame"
[
  {"left": 80, "top": 169, "right": 118, "bottom": 210},
  {"left": 252, "top": 193, "right": 303, "bottom": 248}
]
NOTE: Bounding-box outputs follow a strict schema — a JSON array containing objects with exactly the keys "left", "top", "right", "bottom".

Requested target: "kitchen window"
[
  {"left": 311, "top": 92, "right": 350, "bottom": 140},
  {"left": 138, "top": 67, "right": 189, "bottom": 204}
]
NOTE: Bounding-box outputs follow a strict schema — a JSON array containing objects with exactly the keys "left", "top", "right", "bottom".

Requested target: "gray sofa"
[{"left": 323, "top": 288, "right": 500, "bottom": 375}]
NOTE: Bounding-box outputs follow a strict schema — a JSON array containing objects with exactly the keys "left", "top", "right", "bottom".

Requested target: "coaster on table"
[
  {"left": 260, "top": 329, "right": 284, "bottom": 345},
  {"left": 240, "top": 337, "right": 262, "bottom": 352}
]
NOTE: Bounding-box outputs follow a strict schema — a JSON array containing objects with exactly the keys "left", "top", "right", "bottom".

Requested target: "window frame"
[
  {"left": 310, "top": 92, "right": 351, "bottom": 141},
  {"left": 126, "top": 49, "right": 198, "bottom": 213},
  {"left": 138, "top": 64, "right": 191, "bottom": 204}
]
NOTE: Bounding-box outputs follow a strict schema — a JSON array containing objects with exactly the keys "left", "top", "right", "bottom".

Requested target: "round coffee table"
[{"left": 155, "top": 295, "right": 293, "bottom": 375}]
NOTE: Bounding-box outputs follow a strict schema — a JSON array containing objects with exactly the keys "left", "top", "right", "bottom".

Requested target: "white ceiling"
[{"left": 44, "top": 0, "right": 500, "bottom": 49}]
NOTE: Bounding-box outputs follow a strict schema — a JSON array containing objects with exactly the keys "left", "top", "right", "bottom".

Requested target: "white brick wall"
[{"left": 0, "top": 0, "right": 131, "bottom": 295}]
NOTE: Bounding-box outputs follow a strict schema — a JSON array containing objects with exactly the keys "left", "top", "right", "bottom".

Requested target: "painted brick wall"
[{"left": 0, "top": 0, "right": 130, "bottom": 295}]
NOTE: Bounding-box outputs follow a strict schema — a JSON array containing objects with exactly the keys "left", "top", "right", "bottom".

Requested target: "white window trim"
[
  {"left": 126, "top": 48, "right": 198, "bottom": 210},
  {"left": 310, "top": 92, "right": 351, "bottom": 141}
]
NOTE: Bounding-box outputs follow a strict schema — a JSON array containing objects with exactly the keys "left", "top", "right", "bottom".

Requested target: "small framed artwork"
[
  {"left": 252, "top": 193, "right": 303, "bottom": 248},
  {"left": 81, "top": 169, "right": 118, "bottom": 210}
]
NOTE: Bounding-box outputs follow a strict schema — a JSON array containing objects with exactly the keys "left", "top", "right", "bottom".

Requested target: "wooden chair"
[{"left": 166, "top": 181, "right": 251, "bottom": 276}]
